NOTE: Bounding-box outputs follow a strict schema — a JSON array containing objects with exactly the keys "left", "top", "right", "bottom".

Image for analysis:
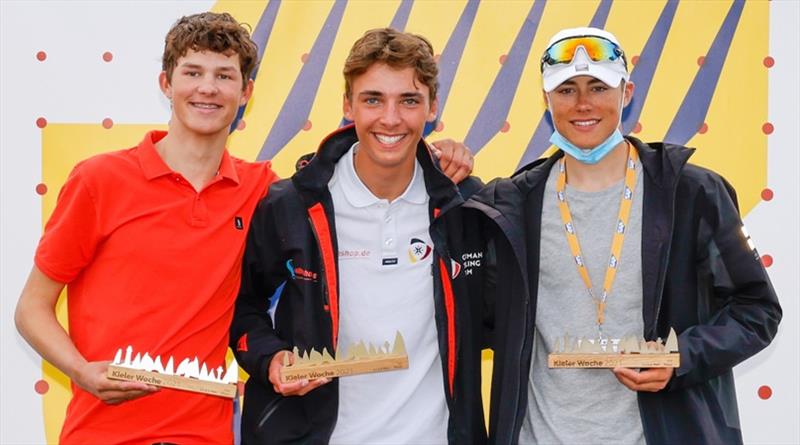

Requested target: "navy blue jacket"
[{"left": 465, "top": 137, "right": 781, "bottom": 444}]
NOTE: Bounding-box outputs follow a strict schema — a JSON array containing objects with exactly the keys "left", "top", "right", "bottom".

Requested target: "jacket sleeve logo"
[{"left": 286, "top": 259, "right": 318, "bottom": 282}]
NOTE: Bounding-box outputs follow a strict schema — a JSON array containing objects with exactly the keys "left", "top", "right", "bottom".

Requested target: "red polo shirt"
[{"left": 35, "top": 131, "right": 278, "bottom": 445}]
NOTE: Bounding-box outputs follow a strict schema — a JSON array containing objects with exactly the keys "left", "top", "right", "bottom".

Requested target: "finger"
[
  {"left": 99, "top": 388, "right": 156, "bottom": 404},
  {"left": 268, "top": 351, "right": 293, "bottom": 387},
  {"left": 445, "top": 150, "right": 472, "bottom": 181},
  {"left": 100, "top": 378, "right": 154, "bottom": 393},
  {"left": 275, "top": 379, "right": 309, "bottom": 396},
  {"left": 612, "top": 369, "right": 638, "bottom": 390},
  {"left": 613, "top": 367, "right": 670, "bottom": 392},
  {"left": 449, "top": 164, "right": 471, "bottom": 184},
  {"left": 296, "top": 378, "right": 331, "bottom": 396},
  {"left": 436, "top": 148, "right": 455, "bottom": 171}
]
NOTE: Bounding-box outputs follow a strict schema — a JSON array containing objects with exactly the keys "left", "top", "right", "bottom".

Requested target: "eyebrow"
[
  {"left": 357, "top": 91, "right": 424, "bottom": 99},
  {"left": 179, "top": 63, "right": 237, "bottom": 72}
]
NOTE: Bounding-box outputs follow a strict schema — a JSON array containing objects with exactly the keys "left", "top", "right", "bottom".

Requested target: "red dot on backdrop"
[
  {"left": 758, "top": 385, "right": 772, "bottom": 400},
  {"left": 303, "top": 120, "right": 312, "bottom": 131},
  {"left": 761, "top": 188, "right": 774, "bottom": 201},
  {"left": 698, "top": 123, "right": 708, "bottom": 134},
  {"left": 763, "top": 56, "right": 775, "bottom": 68},
  {"left": 697, "top": 56, "right": 705, "bottom": 66},
  {"left": 34, "top": 380, "right": 49, "bottom": 395},
  {"left": 102, "top": 118, "right": 114, "bottom": 129},
  {"left": 761, "top": 254, "right": 773, "bottom": 268},
  {"left": 633, "top": 122, "right": 643, "bottom": 134},
  {"left": 36, "top": 183, "right": 48, "bottom": 196},
  {"left": 36, "top": 117, "right": 48, "bottom": 128},
  {"left": 499, "top": 54, "right": 507, "bottom": 65},
  {"left": 301, "top": 53, "right": 309, "bottom": 63},
  {"left": 236, "top": 119, "right": 246, "bottom": 131},
  {"left": 500, "top": 121, "right": 510, "bottom": 133},
  {"left": 762, "top": 122, "right": 774, "bottom": 135},
  {"left": 36, "top": 51, "right": 47, "bottom": 62},
  {"left": 102, "top": 51, "right": 113, "bottom": 62},
  {"left": 631, "top": 55, "right": 640, "bottom": 66},
  {"left": 435, "top": 121, "right": 444, "bottom": 132}
]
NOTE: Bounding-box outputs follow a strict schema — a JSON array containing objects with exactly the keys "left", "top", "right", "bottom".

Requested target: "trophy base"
[
  {"left": 107, "top": 365, "right": 237, "bottom": 398},
  {"left": 548, "top": 352, "right": 680, "bottom": 369},
  {"left": 280, "top": 355, "right": 408, "bottom": 382}
]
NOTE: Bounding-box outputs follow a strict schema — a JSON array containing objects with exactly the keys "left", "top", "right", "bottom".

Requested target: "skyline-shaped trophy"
[
  {"left": 107, "top": 346, "right": 238, "bottom": 398},
  {"left": 548, "top": 328, "right": 680, "bottom": 369},
  {"left": 280, "top": 331, "right": 409, "bottom": 382}
]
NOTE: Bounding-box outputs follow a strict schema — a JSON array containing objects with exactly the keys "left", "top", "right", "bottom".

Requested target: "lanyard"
[{"left": 555, "top": 142, "right": 639, "bottom": 338}]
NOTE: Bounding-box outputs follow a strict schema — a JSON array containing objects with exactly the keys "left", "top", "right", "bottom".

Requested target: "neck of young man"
[
  {"left": 353, "top": 152, "right": 416, "bottom": 203},
  {"left": 155, "top": 125, "right": 229, "bottom": 192},
  {"left": 563, "top": 139, "right": 630, "bottom": 192}
]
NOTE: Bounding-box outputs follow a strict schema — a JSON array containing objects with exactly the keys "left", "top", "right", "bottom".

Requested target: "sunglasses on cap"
[{"left": 540, "top": 35, "right": 627, "bottom": 71}]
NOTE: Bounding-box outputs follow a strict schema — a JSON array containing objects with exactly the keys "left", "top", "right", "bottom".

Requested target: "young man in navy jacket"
[
  {"left": 231, "top": 28, "right": 486, "bottom": 444},
  {"left": 466, "top": 27, "right": 781, "bottom": 444}
]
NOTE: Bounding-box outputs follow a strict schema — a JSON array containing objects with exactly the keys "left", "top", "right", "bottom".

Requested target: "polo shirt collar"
[
  {"left": 138, "top": 130, "right": 240, "bottom": 184},
  {"left": 340, "top": 142, "right": 427, "bottom": 208}
]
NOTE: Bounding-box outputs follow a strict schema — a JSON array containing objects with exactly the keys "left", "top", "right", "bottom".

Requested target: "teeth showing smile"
[
  {"left": 574, "top": 120, "right": 598, "bottom": 127},
  {"left": 191, "top": 102, "right": 221, "bottom": 109},
  {"left": 375, "top": 134, "right": 404, "bottom": 144}
]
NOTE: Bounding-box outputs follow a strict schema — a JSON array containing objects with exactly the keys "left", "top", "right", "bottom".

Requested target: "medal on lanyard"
[{"left": 555, "top": 142, "right": 638, "bottom": 338}]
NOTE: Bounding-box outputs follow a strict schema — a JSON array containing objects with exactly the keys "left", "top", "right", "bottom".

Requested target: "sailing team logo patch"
[{"left": 408, "top": 237, "right": 432, "bottom": 263}]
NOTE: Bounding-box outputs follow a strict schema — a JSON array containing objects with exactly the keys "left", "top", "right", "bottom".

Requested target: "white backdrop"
[{"left": 1, "top": 1, "right": 798, "bottom": 444}]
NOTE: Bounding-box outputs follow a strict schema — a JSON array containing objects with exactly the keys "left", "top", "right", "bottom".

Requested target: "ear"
[
  {"left": 239, "top": 78, "right": 254, "bottom": 106},
  {"left": 623, "top": 81, "right": 635, "bottom": 107},
  {"left": 158, "top": 71, "right": 172, "bottom": 99},
  {"left": 427, "top": 97, "right": 439, "bottom": 122},
  {"left": 343, "top": 94, "right": 354, "bottom": 121}
]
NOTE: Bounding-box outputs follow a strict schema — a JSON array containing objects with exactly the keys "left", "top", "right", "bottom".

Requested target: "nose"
[
  {"left": 197, "top": 74, "right": 219, "bottom": 95},
  {"left": 575, "top": 91, "right": 592, "bottom": 112},
  {"left": 379, "top": 102, "right": 401, "bottom": 127}
]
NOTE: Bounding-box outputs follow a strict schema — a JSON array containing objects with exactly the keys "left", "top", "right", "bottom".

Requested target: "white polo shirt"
[{"left": 328, "top": 142, "right": 448, "bottom": 445}]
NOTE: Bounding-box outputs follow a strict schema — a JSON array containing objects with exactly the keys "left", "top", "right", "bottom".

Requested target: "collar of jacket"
[
  {"left": 292, "top": 124, "right": 467, "bottom": 214},
  {"left": 628, "top": 136, "right": 695, "bottom": 190},
  {"left": 475, "top": 135, "right": 695, "bottom": 212}
]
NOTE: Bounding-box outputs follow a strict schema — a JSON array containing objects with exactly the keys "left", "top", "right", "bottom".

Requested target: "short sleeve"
[{"left": 35, "top": 164, "right": 101, "bottom": 283}]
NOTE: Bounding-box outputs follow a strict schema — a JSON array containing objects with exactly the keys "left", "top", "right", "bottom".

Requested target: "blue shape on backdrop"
[
  {"left": 230, "top": 0, "right": 282, "bottom": 134},
  {"left": 664, "top": 0, "right": 744, "bottom": 145},
  {"left": 464, "top": 0, "right": 547, "bottom": 155},
  {"left": 621, "top": 0, "right": 679, "bottom": 133},
  {"left": 258, "top": 0, "right": 348, "bottom": 160}
]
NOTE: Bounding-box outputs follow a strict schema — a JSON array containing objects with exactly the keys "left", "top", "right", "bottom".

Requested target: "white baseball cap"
[{"left": 541, "top": 27, "right": 629, "bottom": 92}]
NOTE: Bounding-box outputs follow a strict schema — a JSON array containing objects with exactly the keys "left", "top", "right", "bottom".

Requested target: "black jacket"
[
  {"left": 465, "top": 137, "right": 781, "bottom": 444},
  {"left": 231, "top": 126, "right": 487, "bottom": 444}
]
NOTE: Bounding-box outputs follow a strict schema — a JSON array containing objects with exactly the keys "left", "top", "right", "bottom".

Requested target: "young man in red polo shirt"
[
  {"left": 15, "top": 13, "right": 473, "bottom": 444},
  {"left": 14, "top": 12, "right": 275, "bottom": 444}
]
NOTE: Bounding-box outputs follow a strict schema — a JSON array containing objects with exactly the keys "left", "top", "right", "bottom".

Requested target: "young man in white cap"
[{"left": 466, "top": 27, "right": 781, "bottom": 444}]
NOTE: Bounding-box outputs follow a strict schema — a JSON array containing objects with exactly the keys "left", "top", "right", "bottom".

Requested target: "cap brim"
[{"left": 543, "top": 63, "right": 627, "bottom": 92}]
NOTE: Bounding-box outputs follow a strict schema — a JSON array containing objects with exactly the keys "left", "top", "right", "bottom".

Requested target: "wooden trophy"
[
  {"left": 548, "top": 328, "right": 680, "bottom": 369},
  {"left": 280, "top": 331, "right": 409, "bottom": 382},
  {"left": 107, "top": 346, "right": 238, "bottom": 398}
]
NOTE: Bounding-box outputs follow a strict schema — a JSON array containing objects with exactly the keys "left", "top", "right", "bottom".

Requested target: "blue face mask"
[
  {"left": 546, "top": 80, "right": 626, "bottom": 165},
  {"left": 549, "top": 128, "right": 623, "bottom": 165}
]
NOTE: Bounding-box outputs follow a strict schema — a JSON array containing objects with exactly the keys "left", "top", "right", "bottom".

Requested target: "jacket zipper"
[{"left": 651, "top": 162, "right": 686, "bottom": 337}]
